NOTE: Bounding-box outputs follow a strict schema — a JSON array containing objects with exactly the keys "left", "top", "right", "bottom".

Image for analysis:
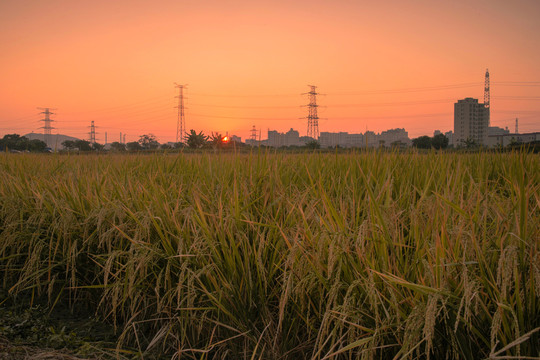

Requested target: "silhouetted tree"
[
  {"left": 92, "top": 142, "right": 105, "bottom": 151},
  {"left": 62, "top": 140, "right": 76, "bottom": 150},
  {"left": 28, "top": 139, "right": 47, "bottom": 152},
  {"left": 74, "top": 140, "right": 92, "bottom": 151},
  {"left": 0, "top": 134, "right": 23, "bottom": 151},
  {"left": 160, "top": 143, "right": 172, "bottom": 150},
  {"left": 412, "top": 136, "right": 432, "bottom": 149},
  {"left": 110, "top": 142, "right": 126, "bottom": 152},
  {"left": 138, "top": 134, "right": 159, "bottom": 150},
  {"left": 210, "top": 132, "right": 226, "bottom": 149},
  {"left": 461, "top": 138, "right": 480, "bottom": 149},
  {"left": 186, "top": 130, "right": 208, "bottom": 149},
  {"left": 305, "top": 140, "right": 320, "bottom": 149},
  {"left": 0, "top": 134, "right": 47, "bottom": 151},
  {"left": 126, "top": 141, "right": 143, "bottom": 151},
  {"left": 391, "top": 140, "right": 407, "bottom": 149},
  {"left": 432, "top": 134, "right": 449, "bottom": 149},
  {"left": 0, "top": 134, "right": 46, "bottom": 152}
]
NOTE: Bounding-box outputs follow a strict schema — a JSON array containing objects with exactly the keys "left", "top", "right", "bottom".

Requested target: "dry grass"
[
  {"left": 0, "top": 336, "right": 117, "bottom": 360},
  {"left": 0, "top": 150, "right": 538, "bottom": 359}
]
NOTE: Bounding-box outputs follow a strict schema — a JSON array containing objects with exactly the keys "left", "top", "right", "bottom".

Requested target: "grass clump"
[{"left": 0, "top": 150, "right": 538, "bottom": 359}]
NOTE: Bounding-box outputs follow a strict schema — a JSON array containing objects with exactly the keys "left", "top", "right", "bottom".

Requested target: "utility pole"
[
  {"left": 484, "top": 69, "right": 490, "bottom": 126},
  {"left": 175, "top": 83, "right": 187, "bottom": 143},
  {"left": 105, "top": 132, "right": 108, "bottom": 145},
  {"left": 303, "top": 85, "right": 319, "bottom": 139},
  {"left": 38, "top": 107, "right": 56, "bottom": 147},
  {"left": 88, "top": 121, "right": 96, "bottom": 144},
  {"left": 515, "top": 118, "right": 518, "bottom": 134}
]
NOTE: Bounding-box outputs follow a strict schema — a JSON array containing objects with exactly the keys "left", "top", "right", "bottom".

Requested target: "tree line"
[
  {"left": 0, "top": 134, "right": 48, "bottom": 152},
  {"left": 61, "top": 131, "right": 246, "bottom": 152},
  {"left": 411, "top": 133, "right": 449, "bottom": 149}
]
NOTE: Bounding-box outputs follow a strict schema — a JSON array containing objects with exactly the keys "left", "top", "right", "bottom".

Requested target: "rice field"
[{"left": 0, "top": 151, "right": 538, "bottom": 359}]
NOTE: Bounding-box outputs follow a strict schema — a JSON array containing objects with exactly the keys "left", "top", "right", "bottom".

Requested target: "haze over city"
[{"left": 1, "top": 0, "right": 539, "bottom": 143}]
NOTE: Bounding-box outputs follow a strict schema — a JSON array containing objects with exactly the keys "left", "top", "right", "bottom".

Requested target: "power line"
[
  {"left": 52, "top": 80, "right": 534, "bottom": 118},
  {"left": 188, "top": 112, "right": 298, "bottom": 121},
  {"left": 494, "top": 81, "right": 540, "bottom": 85},
  {"left": 493, "top": 96, "right": 540, "bottom": 100},
  {"left": 189, "top": 92, "right": 299, "bottom": 98},
  {"left": 68, "top": 95, "right": 167, "bottom": 114},
  {"left": 49, "top": 95, "right": 538, "bottom": 126},
  {"left": 330, "top": 112, "right": 452, "bottom": 120},
  {"left": 61, "top": 101, "right": 173, "bottom": 121},
  {"left": 189, "top": 103, "right": 300, "bottom": 109},
  {"left": 3, "top": 78, "right": 539, "bottom": 141}
]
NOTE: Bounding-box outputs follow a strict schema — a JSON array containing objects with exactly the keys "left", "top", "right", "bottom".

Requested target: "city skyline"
[{"left": 1, "top": 0, "right": 539, "bottom": 142}]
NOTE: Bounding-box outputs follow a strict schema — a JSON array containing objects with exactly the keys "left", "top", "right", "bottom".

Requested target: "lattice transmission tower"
[
  {"left": 38, "top": 107, "right": 56, "bottom": 147},
  {"left": 484, "top": 69, "right": 490, "bottom": 126},
  {"left": 303, "top": 85, "right": 319, "bottom": 139},
  {"left": 175, "top": 83, "right": 187, "bottom": 143},
  {"left": 88, "top": 121, "right": 97, "bottom": 144},
  {"left": 251, "top": 125, "right": 257, "bottom": 142}
]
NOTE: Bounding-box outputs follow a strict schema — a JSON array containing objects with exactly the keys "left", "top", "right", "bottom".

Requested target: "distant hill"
[{"left": 23, "top": 133, "right": 80, "bottom": 149}]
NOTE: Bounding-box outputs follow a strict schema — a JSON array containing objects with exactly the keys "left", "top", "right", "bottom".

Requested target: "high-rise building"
[{"left": 454, "top": 98, "right": 489, "bottom": 146}]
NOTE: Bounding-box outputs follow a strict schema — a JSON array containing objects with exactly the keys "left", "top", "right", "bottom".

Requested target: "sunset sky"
[{"left": 1, "top": 0, "right": 539, "bottom": 143}]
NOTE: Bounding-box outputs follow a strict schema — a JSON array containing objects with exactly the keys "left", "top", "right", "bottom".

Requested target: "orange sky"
[{"left": 1, "top": 0, "right": 539, "bottom": 143}]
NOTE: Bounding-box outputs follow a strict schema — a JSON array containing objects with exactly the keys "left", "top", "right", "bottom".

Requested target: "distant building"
[
  {"left": 256, "top": 127, "right": 416, "bottom": 149},
  {"left": 364, "top": 131, "right": 379, "bottom": 147},
  {"left": 230, "top": 135, "right": 241, "bottom": 143},
  {"left": 283, "top": 128, "right": 300, "bottom": 146},
  {"left": 318, "top": 128, "right": 409, "bottom": 148},
  {"left": 488, "top": 126, "right": 510, "bottom": 136},
  {"left": 454, "top": 98, "right": 489, "bottom": 146},
  {"left": 267, "top": 130, "right": 281, "bottom": 147},
  {"left": 487, "top": 132, "right": 540, "bottom": 148},
  {"left": 319, "top": 132, "right": 364, "bottom": 148},
  {"left": 267, "top": 128, "right": 301, "bottom": 147},
  {"left": 379, "top": 128, "right": 410, "bottom": 147},
  {"left": 434, "top": 130, "right": 442, "bottom": 136},
  {"left": 444, "top": 131, "right": 454, "bottom": 146},
  {"left": 299, "top": 136, "right": 315, "bottom": 145}
]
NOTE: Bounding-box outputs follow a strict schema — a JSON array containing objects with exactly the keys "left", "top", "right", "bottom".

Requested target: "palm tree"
[
  {"left": 186, "top": 130, "right": 208, "bottom": 149},
  {"left": 210, "top": 132, "right": 225, "bottom": 149}
]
